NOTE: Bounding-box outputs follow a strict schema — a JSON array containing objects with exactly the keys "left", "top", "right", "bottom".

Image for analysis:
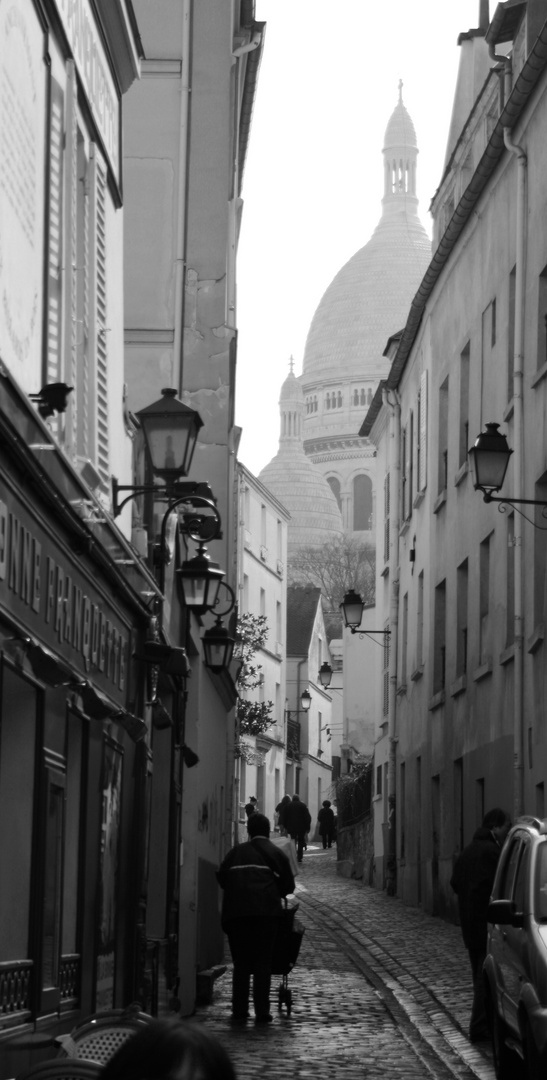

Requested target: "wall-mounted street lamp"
[
  {"left": 318, "top": 662, "right": 343, "bottom": 689},
  {"left": 113, "top": 389, "right": 235, "bottom": 673},
  {"left": 468, "top": 423, "right": 547, "bottom": 527},
  {"left": 340, "top": 590, "right": 391, "bottom": 645}
]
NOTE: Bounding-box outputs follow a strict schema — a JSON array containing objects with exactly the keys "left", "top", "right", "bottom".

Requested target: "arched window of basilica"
[
  {"left": 367, "top": 388, "right": 373, "bottom": 405},
  {"left": 327, "top": 476, "right": 342, "bottom": 512},
  {"left": 325, "top": 393, "right": 331, "bottom": 409},
  {"left": 353, "top": 389, "right": 359, "bottom": 406},
  {"left": 337, "top": 391, "right": 343, "bottom": 408},
  {"left": 353, "top": 474, "right": 373, "bottom": 531},
  {"left": 360, "top": 388, "right": 366, "bottom": 405}
]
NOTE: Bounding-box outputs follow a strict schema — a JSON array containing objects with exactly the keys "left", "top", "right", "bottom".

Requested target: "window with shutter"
[
  {"left": 63, "top": 61, "right": 79, "bottom": 456},
  {"left": 89, "top": 146, "right": 109, "bottom": 488},
  {"left": 46, "top": 78, "right": 64, "bottom": 388},
  {"left": 418, "top": 370, "right": 428, "bottom": 492},
  {"left": 383, "top": 472, "right": 390, "bottom": 563}
]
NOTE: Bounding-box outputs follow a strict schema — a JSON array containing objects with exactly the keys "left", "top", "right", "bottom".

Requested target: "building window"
[
  {"left": 456, "top": 559, "right": 468, "bottom": 676},
  {"left": 383, "top": 473, "right": 390, "bottom": 563},
  {"left": 327, "top": 476, "right": 342, "bottom": 512},
  {"left": 353, "top": 475, "right": 372, "bottom": 531},
  {"left": 459, "top": 343, "right": 470, "bottom": 468},
  {"left": 401, "top": 593, "right": 408, "bottom": 688},
  {"left": 508, "top": 267, "right": 516, "bottom": 401},
  {"left": 479, "top": 534, "right": 492, "bottom": 665},
  {"left": 506, "top": 514, "right": 515, "bottom": 647},
  {"left": 417, "top": 370, "right": 428, "bottom": 493},
  {"left": 416, "top": 571, "right": 424, "bottom": 671},
  {"left": 437, "top": 377, "right": 449, "bottom": 495},
  {"left": 537, "top": 265, "right": 547, "bottom": 370},
  {"left": 433, "top": 580, "right": 446, "bottom": 692}
]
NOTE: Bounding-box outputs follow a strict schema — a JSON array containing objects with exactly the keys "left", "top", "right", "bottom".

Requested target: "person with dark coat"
[
  {"left": 450, "top": 807, "right": 511, "bottom": 1042},
  {"left": 283, "top": 794, "right": 312, "bottom": 863},
  {"left": 217, "top": 812, "right": 295, "bottom": 1025},
  {"left": 244, "top": 795, "right": 258, "bottom": 818},
  {"left": 275, "top": 794, "right": 292, "bottom": 834},
  {"left": 317, "top": 800, "right": 335, "bottom": 849}
]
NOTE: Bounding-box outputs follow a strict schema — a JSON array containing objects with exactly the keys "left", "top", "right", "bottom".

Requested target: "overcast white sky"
[{"left": 234, "top": 0, "right": 484, "bottom": 477}]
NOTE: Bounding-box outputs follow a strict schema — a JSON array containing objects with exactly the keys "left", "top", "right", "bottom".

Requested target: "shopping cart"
[{"left": 272, "top": 899, "right": 305, "bottom": 1015}]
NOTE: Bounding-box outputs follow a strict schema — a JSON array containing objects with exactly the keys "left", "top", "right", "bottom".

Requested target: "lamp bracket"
[
  {"left": 349, "top": 629, "right": 391, "bottom": 647},
  {"left": 482, "top": 493, "right": 547, "bottom": 529}
]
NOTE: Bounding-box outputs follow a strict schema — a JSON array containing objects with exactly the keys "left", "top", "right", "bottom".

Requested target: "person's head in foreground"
[
  {"left": 247, "top": 812, "right": 270, "bottom": 839},
  {"left": 99, "top": 1018, "right": 236, "bottom": 1080}
]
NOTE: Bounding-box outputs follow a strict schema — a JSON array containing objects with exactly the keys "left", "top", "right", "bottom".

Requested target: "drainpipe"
[
  {"left": 173, "top": 0, "right": 192, "bottom": 393},
  {"left": 503, "top": 124, "right": 526, "bottom": 819},
  {"left": 382, "top": 387, "right": 401, "bottom": 896}
]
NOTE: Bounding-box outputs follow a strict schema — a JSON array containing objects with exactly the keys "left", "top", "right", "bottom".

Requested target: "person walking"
[
  {"left": 244, "top": 795, "right": 258, "bottom": 818},
  {"left": 317, "top": 799, "right": 335, "bottom": 849},
  {"left": 217, "top": 812, "right": 295, "bottom": 1025},
  {"left": 275, "top": 794, "right": 292, "bottom": 834},
  {"left": 450, "top": 807, "right": 511, "bottom": 1042},
  {"left": 284, "top": 793, "right": 312, "bottom": 863}
]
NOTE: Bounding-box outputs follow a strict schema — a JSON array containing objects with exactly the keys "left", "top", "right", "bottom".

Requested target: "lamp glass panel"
[
  {"left": 341, "top": 597, "right": 364, "bottom": 628},
  {"left": 203, "top": 636, "right": 234, "bottom": 672},
  {"left": 470, "top": 447, "right": 509, "bottom": 491},
  {"left": 142, "top": 415, "right": 195, "bottom": 477}
]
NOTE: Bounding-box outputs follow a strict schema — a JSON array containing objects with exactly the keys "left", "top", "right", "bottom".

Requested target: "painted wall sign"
[
  {"left": 53, "top": 0, "right": 120, "bottom": 180},
  {"left": 0, "top": 492, "right": 130, "bottom": 695},
  {"left": 0, "top": 0, "right": 46, "bottom": 386}
]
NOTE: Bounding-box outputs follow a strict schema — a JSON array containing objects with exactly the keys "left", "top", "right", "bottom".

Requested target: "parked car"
[{"left": 484, "top": 816, "right": 547, "bottom": 1080}]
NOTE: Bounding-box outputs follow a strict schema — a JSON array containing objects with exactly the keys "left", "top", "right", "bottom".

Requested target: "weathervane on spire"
[
  {"left": 289, "top": 355, "right": 295, "bottom": 374},
  {"left": 398, "top": 79, "right": 403, "bottom": 102}
]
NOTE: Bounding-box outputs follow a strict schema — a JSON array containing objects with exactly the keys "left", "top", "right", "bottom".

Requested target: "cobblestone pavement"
[{"left": 194, "top": 842, "right": 497, "bottom": 1080}]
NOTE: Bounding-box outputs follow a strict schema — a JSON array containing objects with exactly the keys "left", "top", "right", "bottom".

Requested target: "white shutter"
[
  {"left": 89, "top": 146, "right": 109, "bottom": 487},
  {"left": 46, "top": 78, "right": 64, "bottom": 386},
  {"left": 63, "top": 61, "right": 79, "bottom": 455},
  {"left": 418, "top": 370, "right": 428, "bottom": 491},
  {"left": 383, "top": 472, "right": 390, "bottom": 563}
]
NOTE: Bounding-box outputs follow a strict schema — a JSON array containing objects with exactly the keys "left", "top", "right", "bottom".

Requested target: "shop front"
[{"left": 0, "top": 380, "right": 160, "bottom": 1073}]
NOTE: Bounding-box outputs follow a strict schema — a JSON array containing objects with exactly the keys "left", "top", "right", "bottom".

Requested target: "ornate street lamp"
[
  {"left": 136, "top": 387, "right": 203, "bottom": 484},
  {"left": 300, "top": 688, "right": 311, "bottom": 711},
  {"left": 468, "top": 423, "right": 512, "bottom": 498},
  {"left": 469, "top": 423, "right": 547, "bottom": 526}
]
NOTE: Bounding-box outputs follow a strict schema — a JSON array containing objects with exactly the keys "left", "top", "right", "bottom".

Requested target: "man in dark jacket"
[
  {"left": 317, "top": 800, "right": 336, "bottom": 849},
  {"left": 217, "top": 812, "right": 295, "bottom": 1024},
  {"left": 283, "top": 794, "right": 312, "bottom": 863},
  {"left": 450, "top": 808, "right": 511, "bottom": 1041}
]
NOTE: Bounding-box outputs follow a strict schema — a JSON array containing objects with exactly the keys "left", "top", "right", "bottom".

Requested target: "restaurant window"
[{"left": 0, "top": 664, "right": 39, "bottom": 1020}]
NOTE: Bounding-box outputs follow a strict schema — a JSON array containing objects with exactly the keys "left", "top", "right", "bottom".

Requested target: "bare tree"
[{"left": 287, "top": 534, "right": 376, "bottom": 615}]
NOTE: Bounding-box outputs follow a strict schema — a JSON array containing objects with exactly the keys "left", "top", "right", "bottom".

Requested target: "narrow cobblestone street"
[{"left": 194, "top": 843, "right": 497, "bottom": 1079}]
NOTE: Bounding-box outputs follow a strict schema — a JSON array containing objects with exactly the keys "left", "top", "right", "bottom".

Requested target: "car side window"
[
  {"left": 513, "top": 839, "right": 530, "bottom": 913},
  {"left": 498, "top": 837, "right": 522, "bottom": 899},
  {"left": 536, "top": 842, "right": 547, "bottom": 921}
]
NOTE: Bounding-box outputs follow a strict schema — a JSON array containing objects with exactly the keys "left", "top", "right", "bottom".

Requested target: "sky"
[{"left": 234, "top": 0, "right": 483, "bottom": 477}]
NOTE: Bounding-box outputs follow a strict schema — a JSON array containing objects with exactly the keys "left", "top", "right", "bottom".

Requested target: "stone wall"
[{"left": 336, "top": 812, "right": 374, "bottom": 882}]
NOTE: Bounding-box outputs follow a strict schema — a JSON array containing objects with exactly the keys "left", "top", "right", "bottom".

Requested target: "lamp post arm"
[{"left": 482, "top": 493, "right": 547, "bottom": 529}]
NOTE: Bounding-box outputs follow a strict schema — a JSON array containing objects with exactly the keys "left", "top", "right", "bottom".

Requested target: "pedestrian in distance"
[
  {"left": 317, "top": 799, "right": 336, "bottom": 849},
  {"left": 275, "top": 793, "right": 292, "bottom": 834},
  {"left": 244, "top": 795, "right": 258, "bottom": 818},
  {"left": 283, "top": 793, "right": 312, "bottom": 863},
  {"left": 99, "top": 1017, "right": 237, "bottom": 1080},
  {"left": 450, "top": 807, "right": 511, "bottom": 1043},
  {"left": 217, "top": 811, "right": 295, "bottom": 1025}
]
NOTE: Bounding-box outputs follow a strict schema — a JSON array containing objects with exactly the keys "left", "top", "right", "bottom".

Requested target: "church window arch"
[
  {"left": 353, "top": 389, "right": 359, "bottom": 406},
  {"left": 327, "top": 476, "right": 342, "bottom": 512},
  {"left": 367, "top": 388, "right": 373, "bottom": 405},
  {"left": 325, "top": 393, "right": 331, "bottom": 410},
  {"left": 314, "top": 396, "right": 318, "bottom": 412},
  {"left": 337, "top": 391, "right": 343, "bottom": 408},
  {"left": 360, "top": 388, "right": 366, "bottom": 405},
  {"left": 353, "top": 474, "right": 373, "bottom": 531}
]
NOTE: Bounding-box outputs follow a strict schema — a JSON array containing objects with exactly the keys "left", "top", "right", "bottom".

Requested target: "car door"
[
  {"left": 489, "top": 833, "right": 523, "bottom": 1028},
  {"left": 500, "top": 834, "right": 531, "bottom": 1033}
]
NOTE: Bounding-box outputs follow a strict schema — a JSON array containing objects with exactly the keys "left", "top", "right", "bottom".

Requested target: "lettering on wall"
[{"left": 0, "top": 499, "right": 127, "bottom": 690}]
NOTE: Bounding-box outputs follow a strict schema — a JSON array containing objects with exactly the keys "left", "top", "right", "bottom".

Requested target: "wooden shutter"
[
  {"left": 63, "top": 61, "right": 78, "bottom": 455},
  {"left": 46, "top": 78, "right": 64, "bottom": 387},
  {"left": 89, "top": 146, "right": 109, "bottom": 487}
]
